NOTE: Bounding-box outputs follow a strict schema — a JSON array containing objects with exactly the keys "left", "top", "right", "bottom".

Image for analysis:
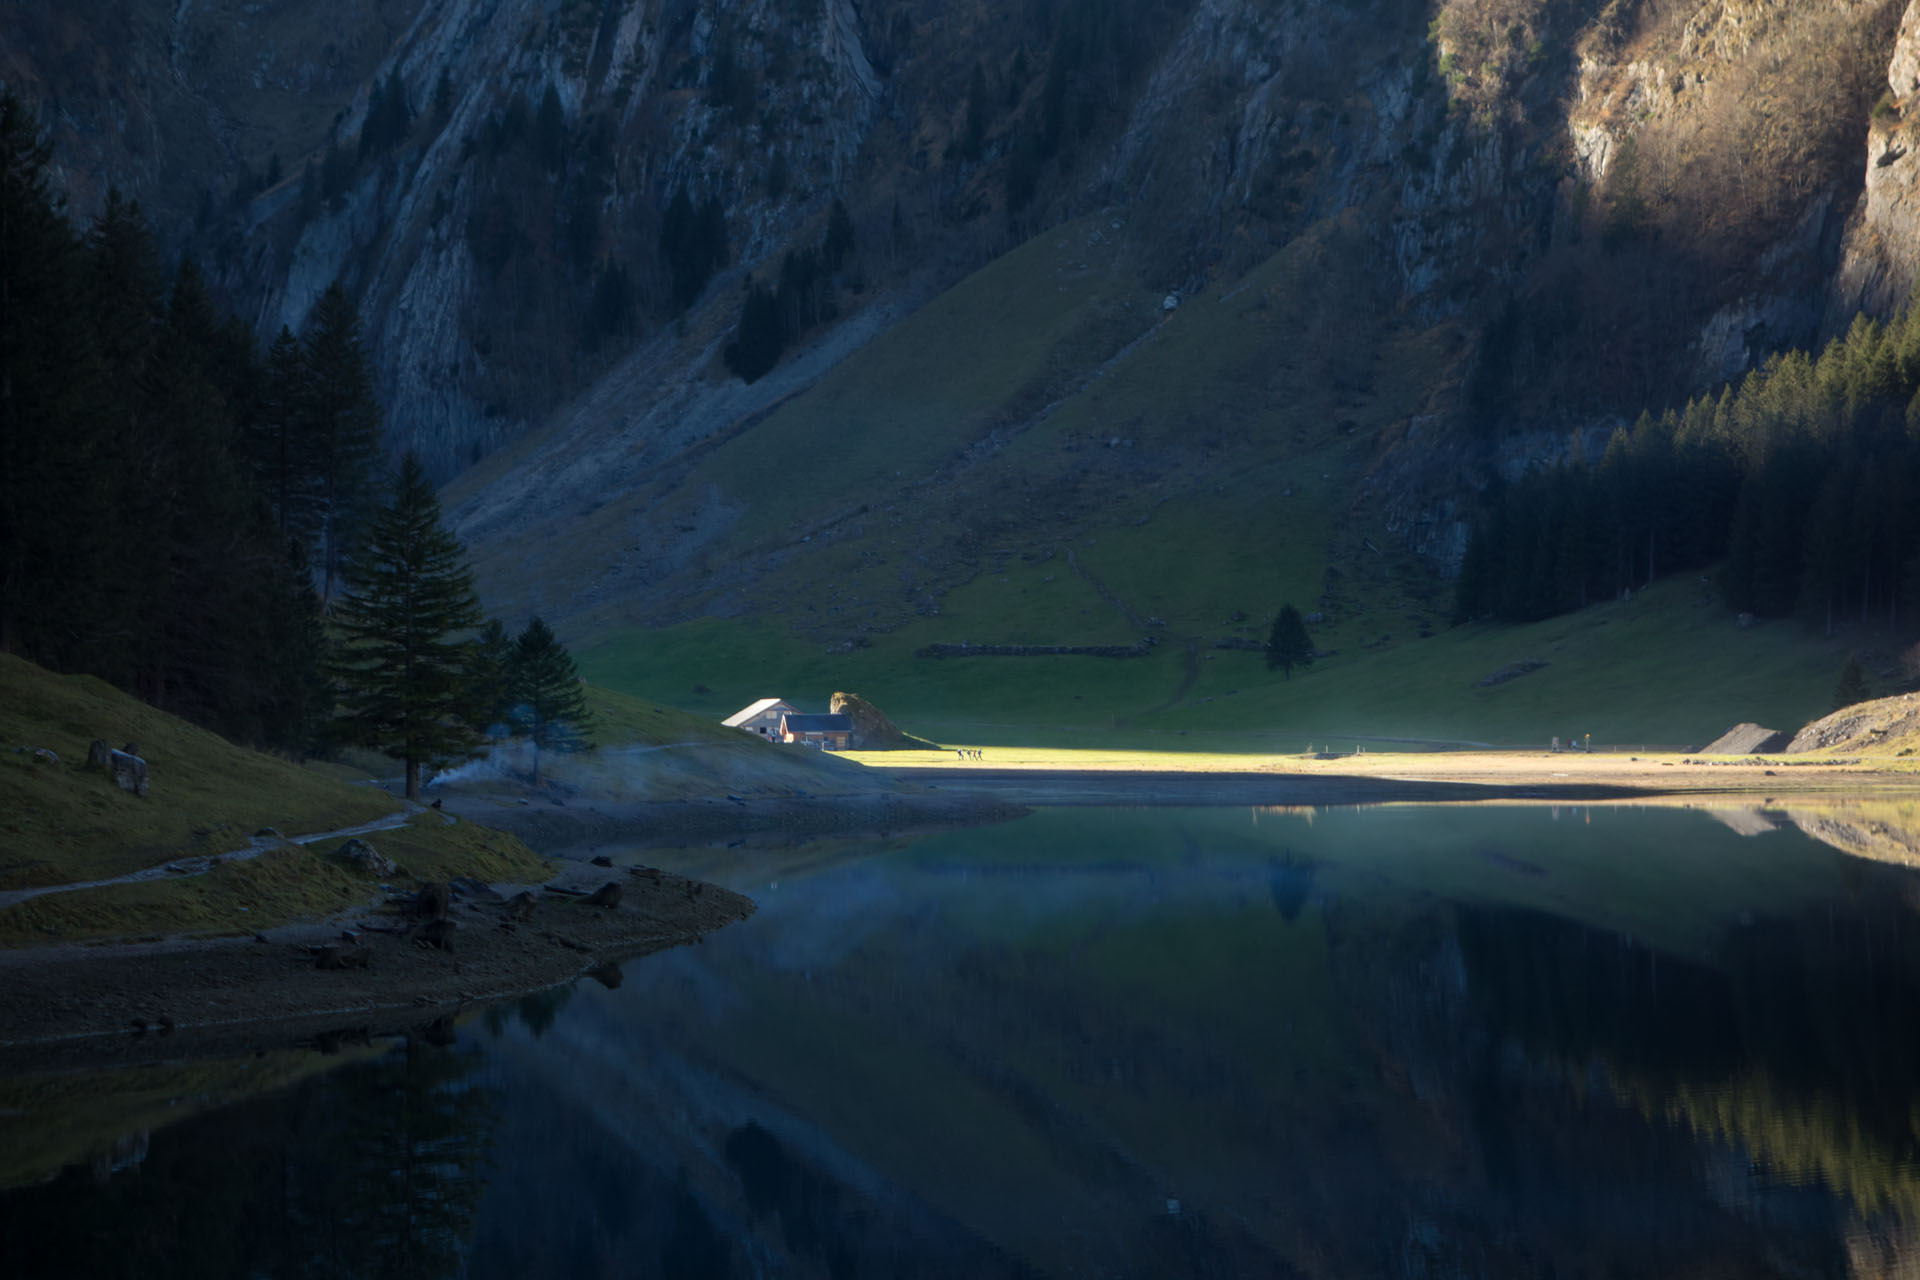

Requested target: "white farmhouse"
[{"left": 722, "top": 697, "right": 799, "bottom": 738}]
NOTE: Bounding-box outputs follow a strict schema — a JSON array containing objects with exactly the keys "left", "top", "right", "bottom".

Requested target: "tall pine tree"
[
  {"left": 300, "top": 281, "right": 382, "bottom": 605},
  {"left": 0, "top": 92, "right": 101, "bottom": 660},
  {"left": 250, "top": 325, "right": 322, "bottom": 549},
  {"left": 332, "top": 454, "right": 483, "bottom": 799}
]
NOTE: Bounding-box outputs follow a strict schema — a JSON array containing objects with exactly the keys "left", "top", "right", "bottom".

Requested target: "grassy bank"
[
  {"left": 0, "top": 653, "right": 398, "bottom": 889},
  {"left": 582, "top": 575, "right": 1850, "bottom": 754},
  {"left": 0, "top": 653, "right": 559, "bottom": 945}
]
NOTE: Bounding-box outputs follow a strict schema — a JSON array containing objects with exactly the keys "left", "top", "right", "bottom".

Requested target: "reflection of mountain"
[
  {"left": 1787, "top": 801, "right": 1920, "bottom": 870},
  {"left": 455, "top": 808, "right": 1920, "bottom": 1276},
  {"left": 13, "top": 806, "right": 1920, "bottom": 1275},
  {"left": 0, "top": 1041, "right": 498, "bottom": 1279},
  {"left": 0, "top": 1042, "right": 383, "bottom": 1192}
]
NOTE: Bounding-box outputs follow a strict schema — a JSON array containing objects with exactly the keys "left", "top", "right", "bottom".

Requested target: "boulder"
[
  {"left": 1700, "top": 723, "right": 1790, "bottom": 755},
  {"left": 828, "top": 691, "right": 935, "bottom": 750},
  {"left": 585, "top": 881, "right": 623, "bottom": 908},
  {"left": 107, "top": 749, "right": 148, "bottom": 798},
  {"left": 335, "top": 837, "right": 397, "bottom": 877}
]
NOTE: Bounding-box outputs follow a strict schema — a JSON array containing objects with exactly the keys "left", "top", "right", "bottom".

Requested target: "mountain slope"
[{"left": 11, "top": 0, "right": 1920, "bottom": 745}]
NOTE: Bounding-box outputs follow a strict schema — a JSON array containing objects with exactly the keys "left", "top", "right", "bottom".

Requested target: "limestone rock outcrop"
[
  {"left": 1833, "top": 2, "right": 1920, "bottom": 320},
  {"left": 106, "top": 748, "right": 149, "bottom": 798}
]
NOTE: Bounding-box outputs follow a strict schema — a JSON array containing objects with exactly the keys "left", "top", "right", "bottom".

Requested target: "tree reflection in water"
[
  {"left": 1458, "top": 857, "right": 1920, "bottom": 1228},
  {"left": 0, "top": 1037, "right": 498, "bottom": 1280},
  {"left": 15, "top": 807, "right": 1920, "bottom": 1276}
]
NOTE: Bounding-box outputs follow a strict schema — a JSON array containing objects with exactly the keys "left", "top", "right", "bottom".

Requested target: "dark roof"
[{"left": 781, "top": 714, "right": 853, "bottom": 733}]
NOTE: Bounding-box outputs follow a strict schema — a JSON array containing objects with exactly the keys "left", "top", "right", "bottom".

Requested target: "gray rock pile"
[{"left": 1699, "top": 724, "right": 1790, "bottom": 755}]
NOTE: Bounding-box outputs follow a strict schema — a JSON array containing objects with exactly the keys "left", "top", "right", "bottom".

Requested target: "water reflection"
[
  {"left": 0, "top": 1038, "right": 498, "bottom": 1278},
  {"left": 11, "top": 804, "right": 1920, "bottom": 1276}
]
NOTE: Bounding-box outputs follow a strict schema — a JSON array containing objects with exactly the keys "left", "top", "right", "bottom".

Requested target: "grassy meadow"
[
  {"left": 581, "top": 574, "right": 1850, "bottom": 754},
  {"left": 510, "top": 207, "right": 1859, "bottom": 756}
]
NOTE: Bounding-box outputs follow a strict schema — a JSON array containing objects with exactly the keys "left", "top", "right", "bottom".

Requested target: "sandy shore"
[
  {"left": 0, "top": 861, "right": 751, "bottom": 1074},
  {"left": 872, "top": 751, "right": 1920, "bottom": 804}
]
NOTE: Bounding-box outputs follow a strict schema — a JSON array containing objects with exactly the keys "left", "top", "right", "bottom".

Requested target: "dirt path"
[{"left": 0, "top": 802, "right": 445, "bottom": 911}]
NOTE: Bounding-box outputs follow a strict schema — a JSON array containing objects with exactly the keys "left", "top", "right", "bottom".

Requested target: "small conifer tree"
[
  {"left": 332, "top": 454, "right": 484, "bottom": 799},
  {"left": 463, "top": 618, "right": 515, "bottom": 737},
  {"left": 508, "top": 616, "right": 593, "bottom": 780},
  {"left": 1265, "top": 604, "right": 1315, "bottom": 679}
]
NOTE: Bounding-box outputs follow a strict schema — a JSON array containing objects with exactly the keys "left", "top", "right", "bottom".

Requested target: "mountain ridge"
[{"left": 9, "top": 0, "right": 1920, "bottom": 720}]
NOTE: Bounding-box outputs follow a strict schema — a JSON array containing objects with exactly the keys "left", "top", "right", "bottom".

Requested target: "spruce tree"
[
  {"left": 253, "top": 541, "right": 331, "bottom": 757},
  {"left": 251, "top": 325, "right": 320, "bottom": 549},
  {"left": 0, "top": 91, "right": 100, "bottom": 660},
  {"left": 332, "top": 454, "right": 484, "bottom": 799},
  {"left": 300, "top": 281, "right": 382, "bottom": 604},
  {"left": 508, "top": 615, "right": 593, "bottom": 780},
  {"left": 1265, "top": 604, "right": 1315, "bottom": 679},
  {"left": 463, "top": 617, "right": 515, "bottom": 736}
]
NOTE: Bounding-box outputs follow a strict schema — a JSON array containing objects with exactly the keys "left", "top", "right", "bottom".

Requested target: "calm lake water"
[{"left": 9, "top": 802, "right": 1920, "bottom": 1278}]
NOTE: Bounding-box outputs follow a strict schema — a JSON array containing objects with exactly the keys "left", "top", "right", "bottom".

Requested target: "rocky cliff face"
[
  {"left": 9, "top": 0, "right": 1920, "bottom": 623},
  {"left": 1834, "top": 1, "right": 1920, "bottom": 321}
]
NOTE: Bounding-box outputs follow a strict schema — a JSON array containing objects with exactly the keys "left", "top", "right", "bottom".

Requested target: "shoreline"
[
  {"left": 0, "top": 863, "right": 751, "bottom": 1075},
  {"left": 868, "top": 751, "right": 1920, "bottom": 804},
  {"left": 434, "top": 786, "right": 1030, "bottom": 851},
  {"left": 8, "top": 750, "right": 1917, "bottom": 1075}
]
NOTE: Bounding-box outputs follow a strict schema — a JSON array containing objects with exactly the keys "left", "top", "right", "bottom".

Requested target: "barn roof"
[
  {"left": 723, "top": 697, "right": 795, "bottom": 727},
  {"left": 781, "top": 714, "right": 853, "bottom": 733}
]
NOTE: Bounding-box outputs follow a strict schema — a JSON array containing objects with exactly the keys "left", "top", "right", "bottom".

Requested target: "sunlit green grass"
[{"left": 582, "top": 575, "right": 1849, "bottom": 752}]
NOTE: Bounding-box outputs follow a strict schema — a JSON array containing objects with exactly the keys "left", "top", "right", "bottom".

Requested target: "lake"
[{"left": 7, "top": 801, "right": 1920, "bottom": 1278}]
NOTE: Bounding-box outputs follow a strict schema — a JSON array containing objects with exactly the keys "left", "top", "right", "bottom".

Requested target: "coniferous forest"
[
  {"left": 1456, "top": 309, "right": 1920, "bottom": 633},
  {"left": 0, "top": 94, "right": 340, "bottom": 752},
  {"left": 0, "top": 93, "right": 588, "bottom": 779}
]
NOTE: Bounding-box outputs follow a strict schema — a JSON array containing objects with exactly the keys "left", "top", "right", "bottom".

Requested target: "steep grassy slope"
[
  {"left": 537, "top": 209, "right": 1452, "bottom": 646},
  {"left": 0, "top": 652, "right": 560, "bottom": 942},
  {"left": 560, "top": 209, "right": 1479, "bottom": 738},
  {"left": 0, "top": 653, "right": 398, "bottom": 888},
  {"left": 550, "top": 207, "right": 1854, "bottom": 751}
]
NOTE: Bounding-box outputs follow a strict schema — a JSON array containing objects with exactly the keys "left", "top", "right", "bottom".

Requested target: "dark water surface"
[{"left": 9, "top": 802, "right": 1920, "bottom": 1278}]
